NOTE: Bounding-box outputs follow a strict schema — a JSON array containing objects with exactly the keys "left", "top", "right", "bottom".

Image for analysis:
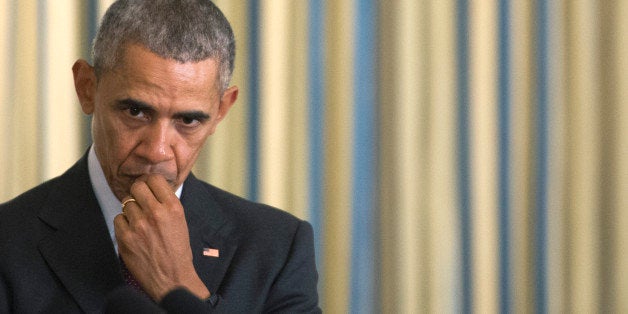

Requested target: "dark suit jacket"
[{"left": 0, "top": 155, "right": 320, "bottom": 313}]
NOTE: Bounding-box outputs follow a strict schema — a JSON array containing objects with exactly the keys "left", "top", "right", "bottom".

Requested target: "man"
[{"left": 0, "top": 0, "right": 320, "bottom": 313}]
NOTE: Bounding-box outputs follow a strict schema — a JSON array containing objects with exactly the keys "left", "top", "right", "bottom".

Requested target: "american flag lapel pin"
[{"left": 203, "top": 247, "right": 220, "bottom": 258}]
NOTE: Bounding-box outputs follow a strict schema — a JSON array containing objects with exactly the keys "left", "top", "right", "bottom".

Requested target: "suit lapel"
[
  {"left": 37, "top": 156, "right": 123, "bottom": 312},
  {"left": 35, "top": 162, "right": 237, "bottom": 309},
  {"left": 181, "top": 174, "right": 238, "bottom": 295}
]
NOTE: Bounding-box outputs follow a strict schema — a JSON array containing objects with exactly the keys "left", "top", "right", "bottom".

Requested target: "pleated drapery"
[{"left": 1, "top": 1, "right": 626, "bottom": 313}]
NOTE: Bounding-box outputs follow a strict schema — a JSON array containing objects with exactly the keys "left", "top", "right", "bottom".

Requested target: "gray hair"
[{"left": 92, "top": 0, "right": 235, "bottom": 92}]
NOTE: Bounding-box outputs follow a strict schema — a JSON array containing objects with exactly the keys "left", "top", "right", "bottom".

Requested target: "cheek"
[
  {"left": 93, "top": 114, "right": 135, "bottom": 163},
  {"left": 174, "top": 134, "right": 210, "bottom": 171}
]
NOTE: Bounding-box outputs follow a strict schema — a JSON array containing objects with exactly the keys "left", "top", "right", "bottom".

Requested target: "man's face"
[{"left": 73, "top": 44, "right": 237, "bottom": 200}]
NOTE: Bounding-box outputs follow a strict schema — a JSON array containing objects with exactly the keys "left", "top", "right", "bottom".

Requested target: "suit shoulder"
[
  {"left": 0, "top": 156, "right": 88, "bottom": 221},
  {"left": 0, "top": 177, "right": 59, "bottom": 218},
  {"left": 0, "top": 177, "right": 63, "bottom": 255},
  {"left": 192, "top": 180, "right": 308, "bottom": 236},
  {"left": 208, "top": 182, "right": 302, "bottom": 222}
]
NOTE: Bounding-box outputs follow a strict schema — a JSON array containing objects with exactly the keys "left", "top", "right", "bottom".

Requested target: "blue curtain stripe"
[
  {"left": 350, "top": 0, "right": 378, "bottom": 312},
  {"left": 498, "top": 0, "right": 512, "bottom": 313},
  {"left": 247, "top": 0, "right": 261, "bottom": 202},
  {"left": 535, "top": 0, "right": 549, "bottom": 313},
  {"left": 307, "top": 0, "right": 325, "bottom": 298},
  {"left": 456, "top": 1, "right": 473, "bottom": 313}
]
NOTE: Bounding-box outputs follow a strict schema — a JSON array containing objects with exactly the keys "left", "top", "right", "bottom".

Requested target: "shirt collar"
[{"left": 87, "top": 145, "right": 183, "bottom": 253}]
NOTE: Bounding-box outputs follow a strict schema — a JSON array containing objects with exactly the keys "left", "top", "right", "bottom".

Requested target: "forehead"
[{"left": 100, "top": 44, "right": 221, "bottom": 105}]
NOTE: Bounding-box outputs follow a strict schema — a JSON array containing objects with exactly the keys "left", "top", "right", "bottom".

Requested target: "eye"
[
  {"left": 178, "top": 116, "right": 202, "bottom": 129},
  {"left": 129, "top": 106, "right": 142, "bottom": 116},
  {"left": 115, "top": 99, "right": 153, "bottom": 123},
  {"left": 181, "top": 116, "right": 198, "bottom": 125},
  {"left": 175, "top": 112, "right": 209, "bottom": 129},
  {"left": 127, "top": 105, "right": 148, "bottom": 120}
]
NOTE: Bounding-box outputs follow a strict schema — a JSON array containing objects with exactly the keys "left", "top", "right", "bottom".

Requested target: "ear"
[
  {"left": 208, "top": 85, "right": 238, "bottom": 135},
  {"left": 72, "top": 59, "right": 97, "bottom": 114},
  {"left": 216, "top": 85, "right": 238, "bottom": 122}
]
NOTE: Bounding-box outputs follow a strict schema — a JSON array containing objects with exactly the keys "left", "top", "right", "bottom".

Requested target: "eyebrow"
[
  {"left": 116, "top": 98, "right": 154, "bottom": 112},
  {"left": 173, "top": 111, "right": 211, "bottom": 122},
  {"left": 116, "top": 98, "right": 211, "bottom": 121}
]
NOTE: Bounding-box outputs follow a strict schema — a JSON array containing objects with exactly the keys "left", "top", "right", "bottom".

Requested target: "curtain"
[{"left": 1, "top": 0, "right": 626, "bottom": 313}]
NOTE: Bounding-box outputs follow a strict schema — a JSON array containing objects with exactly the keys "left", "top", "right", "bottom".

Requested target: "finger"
[
  {"left": 130, "top": 180, "right": 161, "bottom": 212},
  {"left": 113, "top": 213, "right": 131, "bottom": 243},
  {"left": 113, "top": 214, "right": 140, "bottom": 259},
  {"left": 120, "top": 195, "right": 144, "bottom": 222},
  {"left": 121, "top": 197, "right": 137, "bottom": 215},
  {"left": 145, "top": 174, "right": 178, "bottom": 204}
]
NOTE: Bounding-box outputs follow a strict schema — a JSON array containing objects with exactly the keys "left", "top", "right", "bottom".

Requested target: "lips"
[{"left": 120, "top": 164, "right": 177, "bottom": 181}]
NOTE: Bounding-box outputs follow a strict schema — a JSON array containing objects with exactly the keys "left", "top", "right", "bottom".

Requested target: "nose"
[{"left": 135, "top": 121, "right": 175, "bottom": 164}]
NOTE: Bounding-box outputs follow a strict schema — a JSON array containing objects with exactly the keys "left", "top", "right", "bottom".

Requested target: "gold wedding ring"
[{"left": 121, "top": 198, "right": 137, "bottom": 214}]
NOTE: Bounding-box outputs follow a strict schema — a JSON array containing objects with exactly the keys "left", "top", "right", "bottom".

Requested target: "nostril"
[{"left": 135, "top": 141, "right": 175, "bottom": 164}]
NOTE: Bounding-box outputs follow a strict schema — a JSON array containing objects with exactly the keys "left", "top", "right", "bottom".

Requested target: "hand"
[{"left": 113, "top": 174, "right": 210, "bottom": 301}]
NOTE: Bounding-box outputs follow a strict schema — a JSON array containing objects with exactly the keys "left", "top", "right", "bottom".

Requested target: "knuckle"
[
  {"left": 131, "top": 218, "right": 149, "bottom": 232},
  {"left": 168, "top": 202, "right": 185, "bottom": 217},
  {"left": 117, "top": 229, "right": 134, "bottom": 243},
  {"left": 151, "top": 208, "right": 165, "bottom": 221},
  {"left": 129, "top": 181, "right": 142, "bottom": 194}
]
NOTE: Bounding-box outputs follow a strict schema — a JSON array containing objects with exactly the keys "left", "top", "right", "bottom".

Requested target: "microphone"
[{"left": 104, "top": 286, "right": 165, "bottom": 314}]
